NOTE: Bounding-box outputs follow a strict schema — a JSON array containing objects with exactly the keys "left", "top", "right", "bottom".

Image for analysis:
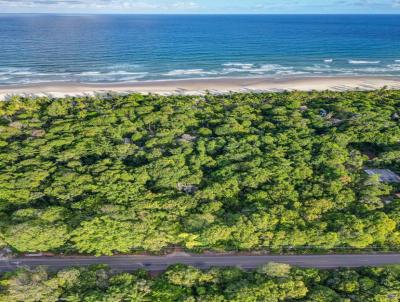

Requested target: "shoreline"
[{"left": 1, "top": 75, "right": 400, "bottom": 99}]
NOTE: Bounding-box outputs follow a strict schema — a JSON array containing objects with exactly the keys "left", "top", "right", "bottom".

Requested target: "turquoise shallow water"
[{"left": 0, "top": 14, "right": 400, "bottom": 84}]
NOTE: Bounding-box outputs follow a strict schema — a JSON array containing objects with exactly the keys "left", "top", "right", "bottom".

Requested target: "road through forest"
[{"left": 1, "top": 253, "right": 400, "bottom": 272}]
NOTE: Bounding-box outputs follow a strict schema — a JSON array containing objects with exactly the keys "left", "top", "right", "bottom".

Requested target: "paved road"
[{"left": 1, "top": 253, "right": 400, "bottom": 272}]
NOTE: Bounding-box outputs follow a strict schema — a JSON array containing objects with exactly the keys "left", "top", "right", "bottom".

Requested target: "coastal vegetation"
[
  {"left": 1, "top": 264, "right": 399, "bottom": 301},
  {"left": 0, "top": 90, "right": 399, "bottom": 255}
]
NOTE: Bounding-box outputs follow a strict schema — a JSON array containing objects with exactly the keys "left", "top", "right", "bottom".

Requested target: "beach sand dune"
[{"left": 1, "top": 76, "right": 400, "bottom": 100}]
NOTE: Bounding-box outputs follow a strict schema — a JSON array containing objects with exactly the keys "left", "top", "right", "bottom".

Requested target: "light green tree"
[
  {"left": 5, "top": 222, "right": 69, "bottom": 252},
  {"left": 72, "top": 216, "right": 135, "bottom": 255},
  {"left": 257, "top": 262, "right": 291, "bottom": 277}
]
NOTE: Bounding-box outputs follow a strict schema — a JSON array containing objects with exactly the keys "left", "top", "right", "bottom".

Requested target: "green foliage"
[
  {"left": 2, "top": 267, "right": 62, "bottom": 302},
  {"left": 0, "top": 90, "right": 400, "bottom": 254},
  {"left": 257, "top": 262, "right": 291, "bottom": 277},
  {"left": 4, "top": 222, "right": 69, "bottom": 252},
  {"left": 72, "top": 217, "right": 135, "bottom": 256},
  {"left": 165, "top": 264, "right": 214, "bottom": 287},
  {"left": 1, "top": 264, "right": 400, "bottom": 301}
]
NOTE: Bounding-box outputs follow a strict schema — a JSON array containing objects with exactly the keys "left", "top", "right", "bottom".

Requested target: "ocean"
[{"left": 0, "top": 14, "right": 399, "bottom": 85}]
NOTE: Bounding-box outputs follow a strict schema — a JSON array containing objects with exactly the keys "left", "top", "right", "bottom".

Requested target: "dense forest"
[
  {"left": 0, "top": 90, "right": 399, "bottom": 255},
  {"left": 0, "top": 263, "right": 399, "bottom": 301}
]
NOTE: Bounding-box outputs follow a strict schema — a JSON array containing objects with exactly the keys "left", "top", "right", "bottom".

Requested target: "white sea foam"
[
  {"left": 0, "top": 67, "right": 32, "bottom": 76},
  {"left": 116, "top": 77, "right": 142, "bottom": 82},
  {"left": 163, "top": 69, "right": 217, "bottom": 76},
  {"left": 275, "top": 71, "right": 311, "bottom": 76},
  {"left": 78, "top": 71, "right": 148, "bottom": 77},
  {"left": 2, "top": 59, "right": 400, "bottom": 86},
  {"left": 222, "top": 63, "right": 254, "bottom": 69},
  {"left": 12, "top": 71, "right": 36, "bottom": 76},
  {"left": 349, "top": 60, "right": 381, "bottom": 64},
  {"left": 251, "top": 64, "right": 294, "bottom": 74},
  {"left": 302, "top": 62, "right": 400, "bottom": 75},
  {"left": 0, "top": 67, "right": 30, "bottom": 72},
  {"left": 304, "top": 64, "right": 331, "bottom": 71},
  {"left": 163, "top": 65, "right": 260, "bottom": 77},
  {"left": 35, "top": 72, "right": 70, "bottom": 76},
  {"left": 258, "top": 64, "right": 293, "bottom": 71},
  {"left": 108, "top": 71, "right": 139, "bottom": 75},
  {"left": 108, "top": 71, "right": 148, "bottom": 77},
  {"left": 105, "top": 64, "right": 141, "bottom": 70},
  {"left": 386, "top": 64, "right": 400, "bottom": 71},
  {"left": 220, "top": 68, "right": 246, "bottom": 73},
  {"left": 16, "top": 79, "right": 68, "bottom": 84},
  {"left": 0, "top": 66, "right": 151, "bottom": 84},
  {"left": 220, "top": 64, "right": 293, "bottom": 75},
  {"left": 354, "top": 67, "right": 391, "bottom": 73},
  {"left": 78, "top": 71, "right": 102, "bottom": 76}
]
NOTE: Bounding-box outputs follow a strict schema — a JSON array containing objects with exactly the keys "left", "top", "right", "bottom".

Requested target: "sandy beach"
[{"left": 1, "top": 76, "right": 400, "bottom": 100}]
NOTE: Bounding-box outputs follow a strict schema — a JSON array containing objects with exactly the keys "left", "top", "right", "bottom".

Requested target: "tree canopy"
[
  {"left": 1, "top": 264, "right": 400, "bottom": 302},
  {"left": 0, "top": 90, "right": 399, "bottom": 254}
]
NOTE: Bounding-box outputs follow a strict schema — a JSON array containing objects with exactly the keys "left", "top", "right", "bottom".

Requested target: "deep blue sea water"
[{"left": 0, "top": 14, "right": 400, "bottom": 84}]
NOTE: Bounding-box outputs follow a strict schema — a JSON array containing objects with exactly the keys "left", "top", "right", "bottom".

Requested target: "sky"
[{"left": 0, "top": 0, "right": 399, "bottom": 14}]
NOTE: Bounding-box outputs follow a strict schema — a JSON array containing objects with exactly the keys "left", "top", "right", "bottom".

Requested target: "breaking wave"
[
  {"left": 349, "top": 60, "right": 381, "bottom": 64},
  {"left": 1, "top": 60, "right": 400, "bottom": 85},
  {"left": 222, "top": 63, "right": 254, "bottom": 69},
  {"left": 162, "top": 69, "right": 218, "bottom": 76}
]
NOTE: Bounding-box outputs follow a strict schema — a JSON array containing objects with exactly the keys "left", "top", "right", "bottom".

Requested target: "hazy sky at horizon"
[{"left": 0, "top": 0, "right": 399, "bottom": 14}]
